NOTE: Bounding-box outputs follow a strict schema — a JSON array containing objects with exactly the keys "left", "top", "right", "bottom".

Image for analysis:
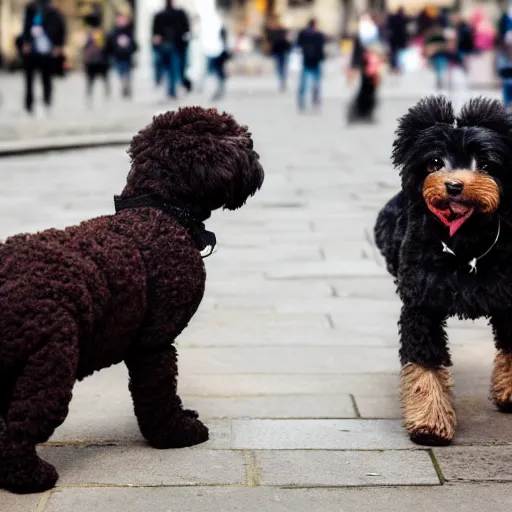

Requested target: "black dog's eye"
[{"left": 427, "top": 158, "right": 444, "bottom": 173}]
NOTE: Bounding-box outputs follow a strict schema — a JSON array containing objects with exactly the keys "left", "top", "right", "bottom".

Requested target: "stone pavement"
[{"left": 0, "top": 68, "right": 511, "bottom": 511}]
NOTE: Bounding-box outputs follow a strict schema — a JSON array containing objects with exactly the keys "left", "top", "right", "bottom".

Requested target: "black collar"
[{"left": 114, "top": 194, "right": 216, "bottom": 258}]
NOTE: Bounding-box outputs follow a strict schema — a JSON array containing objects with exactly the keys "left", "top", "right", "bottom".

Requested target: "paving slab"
[
  {"left": 39, "top": 447, "right": 246, "bottom": 486},
  {"left": 186, "top": 395, "right": 356, "bottom": 419},
  {"left": 231, "top": 419, "right": 414, "bottom": 450},
  {"left": 255, "top": 449, "right": 439, "bottom": 486},
  {"left": 178, "top": 373, "right": 400, "bottom": 396},
  {"left": 179, "top": 346, "right": 400, "bottom": 374},
  {"left": 266, "top": 261, "right": 386, "bottom": 280},
  {"left": 275, "top": 297, "right": 400, "bottom": 315},
  {"left": 0, "top": 493, "right": 42, "bottom": 512},
  {"left": 330, "top": 277, "right": 398, "bottom": 300},
  {"left": 189, "top": 310, "right": 331, "bottom": 330},
  {"left": 204, "top": 279, "right": 333, "bottom": 298},
  {"left": 434, "top": 446, "right": 512, "bottom": 482},
  {"left": 178, "top": 326, "right": 345, "bottom": 347},
  {"left": 43, "top": 484, "right": 512, "bottom": 512}
]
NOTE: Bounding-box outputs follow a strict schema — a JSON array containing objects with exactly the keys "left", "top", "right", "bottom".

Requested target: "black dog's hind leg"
[
  {"left": 399, "top": 306, "right": 456, "bottom": 446},
  {"left": 126, "top": 344, "right": 209, "bottom": 448},
  {"left": 0, "top": 315, "right": 78, "bottom": 494},
  {"left": 490, "top": 315, "right": 512, "bottom": 412}
]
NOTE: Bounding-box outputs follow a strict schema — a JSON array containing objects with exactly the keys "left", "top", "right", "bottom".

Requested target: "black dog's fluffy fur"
[
  {"left": 375, "top": 96, "right": 512, "bottom": 439},
  {"left": 0, "top": 107, "right": 264, "bottom": 494}
]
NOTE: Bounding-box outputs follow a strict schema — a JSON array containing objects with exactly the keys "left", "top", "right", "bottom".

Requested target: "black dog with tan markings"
[{"left": 375, "top": 96, "right": 512, "bottom": 445}]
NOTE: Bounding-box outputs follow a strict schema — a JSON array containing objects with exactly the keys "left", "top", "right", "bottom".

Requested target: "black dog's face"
[{"left": 393, "top": 96, "right": 512, "bottom": 236}]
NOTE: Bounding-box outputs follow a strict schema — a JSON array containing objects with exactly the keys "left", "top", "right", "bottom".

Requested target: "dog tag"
[
  {"left": 441, "top": 242, "right": 456, "bottom": 256},
  {"left": 468, "top": 258, "right": 477, "bottom": 274}
]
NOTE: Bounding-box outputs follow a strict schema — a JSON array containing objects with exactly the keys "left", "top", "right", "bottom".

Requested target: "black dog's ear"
[
  {"left": 457, "top": 97, "right": 512, "bottom": 135},
  {"left": 392, "top": 96, "right": 454, "bottom": 168}
]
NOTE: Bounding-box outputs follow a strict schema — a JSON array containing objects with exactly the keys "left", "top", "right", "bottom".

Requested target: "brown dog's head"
[
  {"left": 392, "top": 96, "right": 512, "bottom": 236},
  {"left": 123, "top": 107, "right": 264, "bottom": 211}
]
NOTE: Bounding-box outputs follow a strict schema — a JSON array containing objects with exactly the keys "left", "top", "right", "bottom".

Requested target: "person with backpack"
[
  {"left": 83, "top": 8, "right": 111, "bottom": 104},
  {"left": 20, "top": 0, "right": 66, "bottom": 115},
  {"left": 296, "top": 18, "right": 326, "bottom": 111},
  {"left": 152, "top": 0, "right": 191, "bottom": 99},
  {"left": 108, "top": 12, "right": 137, "bottom": 99}
]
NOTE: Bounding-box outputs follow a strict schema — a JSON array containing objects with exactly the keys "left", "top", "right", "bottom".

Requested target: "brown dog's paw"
[
  {"left": 491, "top": 350, "right": 512, "bottom": 412},
  {"left": 401, "top": 363, "right": 456, "bottom": 446},
  {"left": 0, "top": 454, "right": 58, "bottom": 494}
]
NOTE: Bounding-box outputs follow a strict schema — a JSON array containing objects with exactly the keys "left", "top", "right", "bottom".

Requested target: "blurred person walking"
[
  {"left": 347, "top": 12, "right": 384, "bottom": 123},
  {"left": 296, "top": 18, "right": 326, "bottom": 111},
  {"left": 424, "top": 21, "right": 448, "bottom": 89},
  {"left": 451, "top": 12, "right": 473, "bottom": 71},
  {"left": 152, "top": 0, "right": 191, "bottom": 99},
  {"left": 20, "top": 0, "right": 66, "bottom": 115},
  {"left": 470, "top": 8, "right": 496, "bottom": 53},
  {"left": 497, "top": 31, "right": 512, "bottom": 111},
  {"left": 198, "top": 0, "right": 229, "bottom": 101},
  {"left": 266, "top": 16, "right": 291, "bottom": 91},
  {"left": 108, "top": 12, "right": 137, "bottom": 99},
  {"left": 386, "top": 7, "right": 408, "bottom": 74},
  {"left": 83, "top": 7, "right": 111, "bottom": 105}
]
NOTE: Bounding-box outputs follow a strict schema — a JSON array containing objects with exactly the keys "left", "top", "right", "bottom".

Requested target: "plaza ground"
[{"left": 0, "top": 64, "right": 510, "bottom": 512}]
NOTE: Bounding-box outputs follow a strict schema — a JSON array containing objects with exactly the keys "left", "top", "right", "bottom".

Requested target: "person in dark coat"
[
  {"left": 82, "top": 7, "right": 111, "bottom": 104},
  {"left": 296, "top": 18, "right": 326, "bottom": 111},
  {"left": 108, "top": 12, "right": 138, "bottom": 98},
  {"left": 266, "top": 17, "right": 291, "bottom": 91},
  {"left": 387, "top": 7, "right": 408, "bottom": 73},
  {"left": 21, "top": 0, "right": 66, "bottom": 114},
  {"left": 152, "top": 0, "right": 191, "bottom": 98}
]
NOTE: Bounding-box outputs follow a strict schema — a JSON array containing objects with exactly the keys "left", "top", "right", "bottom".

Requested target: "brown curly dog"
[{"left": 0, "top": 107, "right": 264, "bottom": 494}]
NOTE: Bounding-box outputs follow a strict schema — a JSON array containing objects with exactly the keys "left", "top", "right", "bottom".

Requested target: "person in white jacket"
[{"left": 195, "top": 0, "right": 228, "bottom": 100}]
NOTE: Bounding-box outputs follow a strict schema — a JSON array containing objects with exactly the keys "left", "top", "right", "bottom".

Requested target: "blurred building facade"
[{"left": 0, "top": 0, "right": 503, "bottom": 69}]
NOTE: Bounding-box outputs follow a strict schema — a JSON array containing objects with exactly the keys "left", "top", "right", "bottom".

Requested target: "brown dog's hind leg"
[
  {"left": 0, "top": 317, "right": 78, "bottom": 494},
  {"left": 126, "top": 345, "right": 209, "bottom": 449}
]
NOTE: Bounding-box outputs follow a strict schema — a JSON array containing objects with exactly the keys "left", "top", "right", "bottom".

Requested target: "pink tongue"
[
  {"left": 450, "top": 203, "right": 469, "bottom": 215},
  {"left": 449, "top": 217, "right": 467, "bottom": 237},
  {"left": 448, "top": 206, "right": 474, "bottom": 237}
]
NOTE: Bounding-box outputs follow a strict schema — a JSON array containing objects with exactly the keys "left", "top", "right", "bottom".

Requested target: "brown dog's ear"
[
  {"left": 392, "top": 96, "right": 454, "bottom": 169},
  {"left": 457, "top": 97, "right": 512, "bottom": 135},
  {"left": 126, "top": 107, "right": 264, "bottom": 211}
]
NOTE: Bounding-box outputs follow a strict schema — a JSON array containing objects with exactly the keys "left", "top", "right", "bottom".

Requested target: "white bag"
[
  {"left": 288, "top": 48, "right": 303, "bottom": 73},
  {"left": 398, "top": 46, "right": 423, "bottom": 72}
]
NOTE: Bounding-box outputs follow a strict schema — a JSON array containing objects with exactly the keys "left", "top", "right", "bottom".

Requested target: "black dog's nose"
[{"left": 445, "top": 181, "right": 464, "bottom": 196}]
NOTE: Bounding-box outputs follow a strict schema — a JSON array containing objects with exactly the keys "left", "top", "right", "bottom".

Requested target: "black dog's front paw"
[{"left": 145, "top": 411, "right": 209, "bottom": 449}]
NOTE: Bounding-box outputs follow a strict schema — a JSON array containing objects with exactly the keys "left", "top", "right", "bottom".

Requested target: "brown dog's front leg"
[
  {"left": 399, "top": 306, "right": 456, "bottom": 445},
  {"left": 126, "top": 345, "right": 209, "bottom": 449}
]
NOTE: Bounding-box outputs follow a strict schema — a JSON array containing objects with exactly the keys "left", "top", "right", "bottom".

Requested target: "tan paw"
[
  {"left": 401, "top": 363, "right": 456, "bottom": 446},
  {"left": 491, "top": 350, "right": 512, "bottom": 412}
]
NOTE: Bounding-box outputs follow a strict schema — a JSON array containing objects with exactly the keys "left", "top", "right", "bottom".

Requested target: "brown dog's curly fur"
[{"left": 0, "top": 107, "right": 264, "bottom": 494}]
